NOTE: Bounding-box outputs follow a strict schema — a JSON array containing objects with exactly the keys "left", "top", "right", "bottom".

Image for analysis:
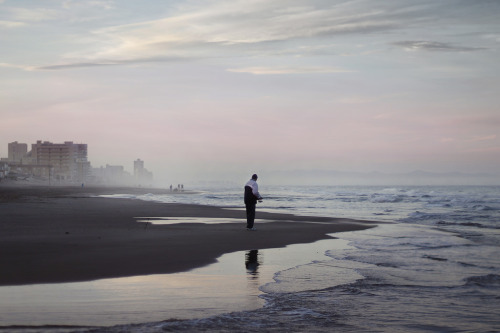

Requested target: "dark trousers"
[{"left": 245, "top": 203, "right": 256, "bottom": 228}]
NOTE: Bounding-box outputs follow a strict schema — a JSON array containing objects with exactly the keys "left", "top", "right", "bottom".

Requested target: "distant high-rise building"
[
  {"left": 133, "top": 158, "right": 153, "bottom": 186},
  {"left": 8, "top": 141, "right": 28, "bottom": 163},
  {"left": 30, "top": 140, "right": 90, "bottom": 182},
  {"left": 91, "top": 164, "right": 133, "bottom": 185},
  {"left": 134, "top": 159, "right": 144, "bottom": 178}
]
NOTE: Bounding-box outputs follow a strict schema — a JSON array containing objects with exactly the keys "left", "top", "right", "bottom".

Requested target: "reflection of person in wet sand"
[{"left": 245, "top": 250, "right": 260, "bottom": 276}]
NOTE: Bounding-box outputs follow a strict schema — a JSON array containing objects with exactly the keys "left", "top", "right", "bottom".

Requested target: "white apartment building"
[{"left": 29, "top": 141, "right": 90, "bottom": 182}]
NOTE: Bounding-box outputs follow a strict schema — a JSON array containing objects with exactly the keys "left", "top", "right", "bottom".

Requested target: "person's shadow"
[{"left": 245, "top": 250, "right": 260, "bottom": 278}]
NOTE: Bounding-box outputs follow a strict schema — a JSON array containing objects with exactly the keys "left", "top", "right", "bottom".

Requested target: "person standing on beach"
[{"left": 244, "top": 174, "right": 263, "bottom": 231}]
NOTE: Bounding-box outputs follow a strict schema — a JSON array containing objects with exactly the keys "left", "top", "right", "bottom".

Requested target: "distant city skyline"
[
  {"left": 1, "top": 1, "right": 499, "bottom": 184},
  {"left": 1, "top": 139, "right": 497, "bottom": 186},
  {"left": 1, "top": 140, "right": 153, "bottom": 186}
]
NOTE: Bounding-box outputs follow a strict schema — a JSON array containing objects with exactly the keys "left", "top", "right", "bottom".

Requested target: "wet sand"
[{"left": 0, "top": 186, "right": 378, "bottom": 286}]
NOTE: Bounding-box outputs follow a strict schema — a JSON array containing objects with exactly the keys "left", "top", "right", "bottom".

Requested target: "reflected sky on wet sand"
[{"left": 0, "top": 237, "right": 353, "bottom": 327}]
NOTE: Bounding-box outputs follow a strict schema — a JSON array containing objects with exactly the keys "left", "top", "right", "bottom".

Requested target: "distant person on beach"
[{"left": 244, "top": 174, "right": 263, "bottom": 231}]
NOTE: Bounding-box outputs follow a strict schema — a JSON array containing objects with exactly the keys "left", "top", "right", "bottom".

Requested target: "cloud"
[
  {"left": 438, "top": 134, "right": 497, "bottom": 145},
  {"left": 463, "top": 146, "right": 500, "bottom": 154},
  {"left": 482, "top": 33, "right": 500, "bottom": 43},
  {"left": 440, "top": 138, "right": 455, "bottom": 143},
  {"left": 393, "top": 40, "right": 486, "bottom": 52},
  {"left": 62, "top": 0, "right": 115, "bottom": 10},
  {"left": 0, "top": 62, "right": 33, "bottom": 70},
  {"left": 226, "top": 66, "right": 352, "bottom": 75},
  {"left": 32, "top": 56, "right": 186, "bottom": 70},
  {"left": 97, "top": 1, "right": 406, "bottom": 45},
  {"left": 0, "top": 20, "right": 25, "bottom": 28},
  {"left": 9, "top": 0, "right": 497, "bottom": 71},
  {"left": 1, "top": 1, "right": 115, "bottom": 28},
  {"left": 470, "top": 134, "right": 497, "bottom": 142},
  {"left": 23, "top": 0, "right": 413, "bottom": 70},
  {"left": 33, "top": 62, "right": 117, "bottom": 71},
  {"left": 7, "top": 7, "right": 60, "bottom": 22}
]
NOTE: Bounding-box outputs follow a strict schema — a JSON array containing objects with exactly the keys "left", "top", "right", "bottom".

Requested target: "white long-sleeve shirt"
[{"left": 245, "top": 179, "right": 262, "bottom": 200}]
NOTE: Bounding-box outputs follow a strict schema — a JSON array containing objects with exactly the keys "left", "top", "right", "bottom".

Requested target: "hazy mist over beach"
[{"left": 1, "top": 1, "right": 499, "bottom": 186}]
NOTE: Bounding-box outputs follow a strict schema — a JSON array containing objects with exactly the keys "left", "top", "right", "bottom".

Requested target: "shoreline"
[{"left": 0, "top": 186, "right": 380, "bottom": 286}]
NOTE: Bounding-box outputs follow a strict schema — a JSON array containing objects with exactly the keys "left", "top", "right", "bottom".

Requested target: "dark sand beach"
[{"left": 0, "top": 186, "right": 377, "bottom": 286}]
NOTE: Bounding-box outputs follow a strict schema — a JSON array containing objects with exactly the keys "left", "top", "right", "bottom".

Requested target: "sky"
[{"left": 1, "top": 0, "right": 499, "bottom": 185}]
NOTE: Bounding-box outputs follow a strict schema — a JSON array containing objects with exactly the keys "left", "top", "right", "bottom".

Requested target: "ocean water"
[
  {"left": 103, "top": 185, "right": 500, "bottom": 332},
  {"left": 2, "top": 185, "right": 500, "bottom": 332}
]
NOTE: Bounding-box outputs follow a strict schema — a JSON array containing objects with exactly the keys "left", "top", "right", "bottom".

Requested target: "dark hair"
[{"left": 252, "top": 174, "right": 258, "bottom": 180}]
